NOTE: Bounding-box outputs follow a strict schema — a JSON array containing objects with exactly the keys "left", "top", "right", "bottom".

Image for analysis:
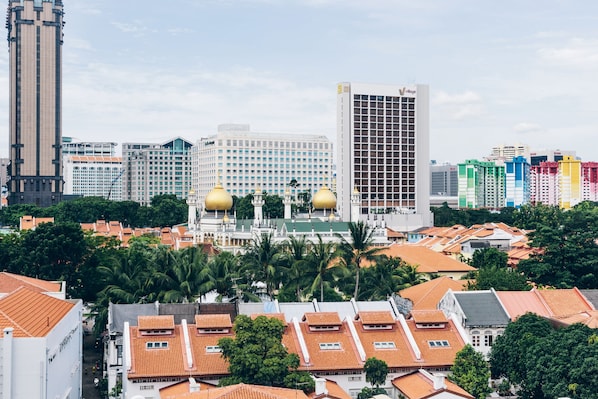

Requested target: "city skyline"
[{"left": 2, "top": 1, "right": 598, "bottom": 164}]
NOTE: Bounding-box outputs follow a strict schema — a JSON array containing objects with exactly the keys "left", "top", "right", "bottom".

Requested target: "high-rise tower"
[
  {"left": 7, "top": 0, "right": 64, "bottom": 206},
  {"left": 336, "top": 82, "right": 432, "bottom": 231}
]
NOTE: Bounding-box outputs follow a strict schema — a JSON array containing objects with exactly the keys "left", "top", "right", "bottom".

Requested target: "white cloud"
[
  {"left": 434, "top": 90, "right": 481, "bottom": 106},
  {"left": 432, "top": 90, "right": 485, "bottom": 121},
  {"left": 111, "top": 21, "right": 149, "bottom": 34},
  {"left": 537, "top": 38, "right": 598, "bottom": 68},
  {"left": 513, "top": 122, "right": 542, "bottom": 134}
]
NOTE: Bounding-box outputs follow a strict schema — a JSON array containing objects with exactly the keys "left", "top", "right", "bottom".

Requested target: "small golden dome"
[
  {"left": 222, "top": 214, "right": 230, "bottom": 223},
  {"left": 205, "top": 182, "right": 233, "bottom": 211},
  {"left": 312, "top": 185, "right": 337, "bottom": 210}
]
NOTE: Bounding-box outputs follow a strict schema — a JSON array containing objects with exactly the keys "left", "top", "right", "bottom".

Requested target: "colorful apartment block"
[
  {"left": 530, "top": 161, "right": 559, "bottom": 206},
  {"left": 559, "top": 156, "right": 582, "bottom": 209},
  {"left": 581, "top": 162, "right": 598, "bottom": 202},
  {"left": 458, "top": 160, "right": 505, "bottom": 209},
  {"left": 505, "top": 156, "right": 530, "bottom": 208}
]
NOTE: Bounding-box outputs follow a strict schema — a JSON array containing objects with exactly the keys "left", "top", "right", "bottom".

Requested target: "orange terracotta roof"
[
  {"left": 129, "top": 324, "right": 195, "bottom": 378},
  {"left": 552, "top": 310, "right": 598, "bottom": 328},
  {"left": 138, "top": 315, "right": 175, "bottom": 330},
  {"left": 0, "top": 287, "right": 74, "bottom": 338},
  {"left": 309, "top": 380, "right": 352, "bottom": 399},
  {"left": 399, "top": 277, "right": 468, "bottom": 311},
  {"left": 410, "top": 310, "right": 448, "bottom": 324},
  {"left": 160, "top": 383, "right": 309, "bottom": 399},
  {"left": 195, "top": 314, "right": 233, "bottom": 329},
  {"left": 378, "top": 244, "right": 475, "bottom": 274},
  {"left": 495, "top": 291, "right": 552, "bottom": 320},
  {"left": 536, "top": 288, "right": 594, "bottom": 317},
  {"left": 186, "top": 325, "right": 232, "bottom": 376},
  {"left": 160, "top": 379, "right": 217, "bottom": 399},
  {"left": 392, "top": 370, "right": 474, "bottom": 399},
  {"left": 405, "top": 318, "right": 465, "bottom": 367},
  {"left": 302, "top": 312, "right": 342, "bottom": 326},
  {"left": 355, "top": 311, "right": 395, "bottom": 325},
  {"left": 0, "top": 272, "right": 62, "bottom": 294}
]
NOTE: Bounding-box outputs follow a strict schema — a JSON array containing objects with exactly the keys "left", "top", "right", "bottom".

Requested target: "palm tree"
[
  {"left": 159, "top": 246, "right": 212, "bottom": 303},
  {"left": 281, "top": 236, "right": 310, "bottom": 301},
  {"left": 207, "top": 251, "right": 238, "bottom": 301},
  {"left": 241, "top": 232, "right": 284, "bottom": 299},
  {"left": 359, "top": 256, "right": 425, "bottom": 300},
  {"left": 306, "top": 234, "right": 343, "bottom": 302},
  {"left": 336, "top": 221, "right": 382, "bottom": 299}
]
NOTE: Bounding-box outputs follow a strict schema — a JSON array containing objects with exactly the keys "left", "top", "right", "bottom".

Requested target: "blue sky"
[{"left": 1, "top": 0, "right": 598, "bottom": 163}]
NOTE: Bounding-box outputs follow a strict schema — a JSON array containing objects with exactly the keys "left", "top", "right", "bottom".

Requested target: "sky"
[{"left": 1, "top": 0, "right": 598, "bottom": 164}]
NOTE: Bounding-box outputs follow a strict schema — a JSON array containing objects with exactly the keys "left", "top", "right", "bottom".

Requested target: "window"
[
  {"left": 206, "top": 345, "right": 222, "bottom": 353},
  {"left": 471, "top": 331, "right": 480, "bottom": 347},
  {"left": 146, "top": 341, "right": 168, "bottom": 349},
  {"left": 374, "top": 342, "right": 396, "bottom": 349},
  {"left": 319, "top": 342, "right": 341, "bottom": 350},
  {"left": 484, "top": 332, "right": 494, "bottom": 347},
  {"left": 428, "top": 340, "right": 450, "bottom": 348}
]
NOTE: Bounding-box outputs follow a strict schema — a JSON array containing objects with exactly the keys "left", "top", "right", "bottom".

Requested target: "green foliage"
[
  {"left": 467, "top": 266, "right": 531, "bottom": 291},
  {"left": 357, "top": 387, "right": 387, "bottom": 399},
  {"left": 470, "top": 248, "right": 508, "bottom": 269},
  {"left": 450, "top": 344, "right": 491, "bottom": 399},
  {"left": 240, "top": 233, "right": 285, "bottom": 299},
  {"left": 218, "top": 315, "right": 313, "bottom": 391},
  {"left": 364, "top": 357, "right": 388, "bottom": 388},
  {"left": 491, "top": 313, "right": 598, "bottom": 398},
  {"left": 518, "top": 201, "right": 598, "bottom": 288},
  {"left": 359, "top": 257, "right": 425, "bottom": 300}
]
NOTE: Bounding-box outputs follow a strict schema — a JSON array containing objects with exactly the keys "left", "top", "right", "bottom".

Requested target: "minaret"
[
  {"left": 252, "top": 186, "right": 264, "bottom": 225},
  {"left": 283, "top": 187, "right": 293, "bottom": 219},
  {"left": 351, "top": 187, "right": 360, "bottom": 222},
  {"left": 187, "top": 189, "right": 197, "bottom": 230}
]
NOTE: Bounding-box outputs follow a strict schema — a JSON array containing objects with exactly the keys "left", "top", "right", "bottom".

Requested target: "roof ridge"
[{"left": 1, "top": 272, "right": 57, "bottom": 292}]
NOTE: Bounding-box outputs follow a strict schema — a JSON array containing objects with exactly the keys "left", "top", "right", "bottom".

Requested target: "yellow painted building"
[{"left": 559, "top": 156, "right": 582, "bottom": 209}]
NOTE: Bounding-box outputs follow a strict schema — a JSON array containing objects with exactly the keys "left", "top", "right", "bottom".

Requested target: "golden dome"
[
  {"left": 205, "top": 182, "right": 233, "bottom": 211},
  {"left": 312, "top": 185, "right": 337, "bottom": 210},
  {"left": 222, "top": 214, "right": 230, "bottom": 223}
]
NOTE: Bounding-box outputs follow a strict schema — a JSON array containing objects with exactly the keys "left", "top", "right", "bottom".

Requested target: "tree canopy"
[
  {"left": 218, "top": 315, "right": 314, "bottom": 391},
  {"left": 450, "top": 344, "right": 491, "bottom": 399}
]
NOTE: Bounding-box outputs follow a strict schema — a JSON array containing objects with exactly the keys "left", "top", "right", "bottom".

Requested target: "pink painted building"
[
  {"left": 582, "top": 162, "right": 598, "bottom": 202},
  {"left": 530, "top": 161, "right": 559, "bottom": 206}
]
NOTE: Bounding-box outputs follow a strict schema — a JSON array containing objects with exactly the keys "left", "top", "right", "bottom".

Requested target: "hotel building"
[
  {"left": 7, "top": 0, "right": 65, "bottom": 207},
  {"left": 63, "top": 156, "right": 123, "bottom": 200},
  {"left": 122, "top": 138, "right": 193, "bottom": 206},
  {"left": 191, "top": 124, "right": 333, "bottom": 202},
  {"left": 336, "top": 82, "right": 431, "bottom": 231},
  {"left": 457, "top": 160, "right": 505, "bottom": 209}
]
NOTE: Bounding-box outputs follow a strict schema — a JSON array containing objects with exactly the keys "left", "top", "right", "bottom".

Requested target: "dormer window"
[
  {"left": 363, "top": 324, "right": 392, "bottom": 330},
  {"left": 415, "top": 322, "right": 447, "bottom": 329},
  {"left": 319, "top": 342, "right": 341, "bottom": 350},
  {"left": 428, "top": 340, "right": 450, "bottom": 348},
  {"left": 303, "top": 312, "right": 342, "bottom": 332},
  {"left": 197, "top": 328, "right": 229, "bottom": 334},
  {"left": 138, "top": 315, "right": 175, "bottom": 336},
  {"left": 206, "top": 345, "right": 222, "bottom": 353},
  {"left": 374, "top": 341, "right": 396, "bottom": 349},
  {"left": 146, "top": 341, "right": 168, "bottom": 349}
]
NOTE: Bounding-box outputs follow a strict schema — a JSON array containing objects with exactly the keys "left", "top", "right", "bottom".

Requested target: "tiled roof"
[
  {"left": 0, "top": 287, "right": 74, "bottom": 337},
  {"left": 0, "top": 272, "right": 62, "bottom": 294},
  {"left": 453, "top": 291, "right": 510, "bottom": 327},
  {"left": 195, "top": 314, "right": 233, "bottom": 329},
  {"left": 410, "top": 310, "right": 448, "bottom": 324},
  {"left": 138, "top": 315, "right": 175, "bottom": 330},
  {"left": 552, "top": 310, "right": 598, "bottom": 328},
  {"left": 160, "top": 383, "right": 309, "bottom": 399},
  {"left": 405, "top": 319, "right": 466, "bottom": 367},
  {"left": 536, "top": 288, "right": 594, "bottom": 317},
  {"left": 392, "top": 370, "right": 474, "bottom": 399},
  {"left": 379, "top": 244, "right": 475, "bottom": 273},
  {"left": 159, "top": 378, "right": 217, "bottom": 399},
  {"left": 355, "top": 311, "right": 395, "bottom": 325},
  {"left": 302, "top": 312, "right": 342, "bottom": 326},
  {"left": 495, "top": 291, "right": 552, "bottom": 320},
  {"left": 309, "top": 379, "right": 352, "bottom": 399},
  {"left": 399, "top": 277, "right": 468, "bottom": 311}
]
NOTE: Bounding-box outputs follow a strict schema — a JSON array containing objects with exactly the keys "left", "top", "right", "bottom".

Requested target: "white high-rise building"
[
  {"left": 191, "top": 124, "right": 333, "bottom": 203},
  {"left": 336, "top": 82, "right": 432, "bottom": 231},
  {"left": 63, "top": 156, "right": 123, "bottom": 200}
]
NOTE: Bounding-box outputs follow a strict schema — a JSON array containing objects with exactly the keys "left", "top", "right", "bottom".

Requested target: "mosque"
[{"left": 186, "top": 180, "right": 389, "bottom": 253}]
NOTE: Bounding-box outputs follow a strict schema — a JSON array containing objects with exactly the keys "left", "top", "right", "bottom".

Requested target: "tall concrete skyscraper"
[
  {"left": 336, "top": 82, "right": 432, "bottom": 231},
  {"left": 7, "top": 0, "right": 64, "bottom": 206}
]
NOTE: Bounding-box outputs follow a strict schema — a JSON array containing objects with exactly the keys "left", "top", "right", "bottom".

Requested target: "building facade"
[
  {"left": 63, "top": 156, "right": 123, "bottom": 200},
  {"left": 122, "top": 138, "right": 193, "bottom": 205},
  {"left": 487, "top": 143, "right": 530, "bottom": 162},
  {"left": 581, "top": 162, "right": 598, "bottom": 203},
  {"left": 458, "top": 160, "right": 505, "bottom": 209},
  {"left": 62, "top": 137, "right": 117, "bottom": 157},
  {"left": 191, "top": 124, "right": 333, "bottom": 202},
  {"left": 530, "top": 161, "right": 559, "bottom": 206},
  {"left": 504, "top": 156, "right": 530, "bottom": 208},
  {"left": 559, "top": 155, "right": 582, "bottom": 209},
  {"left": 430, "top": 163, "right": 458, "bottom": 197},
  {"left": 528, "top": 149, "right": 576, "bottom": 166},
  {"left": 336, "top": 82, "right": 431, "bottom": 231},
  {"left": 7, "top": 0, "right": 65, "bottom": 207}
]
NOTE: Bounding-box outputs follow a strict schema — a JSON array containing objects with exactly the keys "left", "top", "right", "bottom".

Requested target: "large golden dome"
[
  {"left": 312, "top": 185, "right": 337, "bottom": 210},
  {"left": 205, "top": 182, "right": 233, "bottom": 211}
]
